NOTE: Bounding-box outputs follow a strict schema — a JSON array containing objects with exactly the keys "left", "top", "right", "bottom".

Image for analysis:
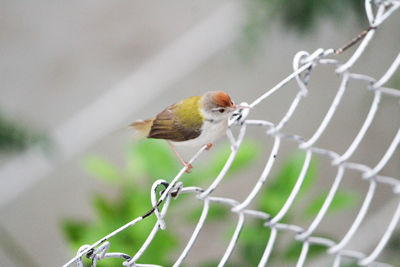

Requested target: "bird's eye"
[{"left": 218, "top": 108, "right": 225, "bottom": 113}]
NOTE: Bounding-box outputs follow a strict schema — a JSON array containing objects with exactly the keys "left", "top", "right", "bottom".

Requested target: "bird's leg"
[
  {"left": 205, "top": 143, "right": 213, "bottom": 151},
  {"left": 167, "top": 141, "right": 193, "bottom": 173}
]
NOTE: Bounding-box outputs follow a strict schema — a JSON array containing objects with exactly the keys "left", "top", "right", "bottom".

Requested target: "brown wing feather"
[{"left": 148, "top": 104, "right": 201, "bottom": 142}]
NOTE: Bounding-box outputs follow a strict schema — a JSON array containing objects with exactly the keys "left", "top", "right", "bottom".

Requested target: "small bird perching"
[
  {"left": 130, "top": 91, "right": 248, "bottom": 173},
  {"left": 64, "top": 0, "right": 400, "bottom": 266}
]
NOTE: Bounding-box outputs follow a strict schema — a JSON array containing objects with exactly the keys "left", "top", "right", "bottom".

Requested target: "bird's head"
[{"left": 201, "top": 91, "right": 246, "bottom": 121}]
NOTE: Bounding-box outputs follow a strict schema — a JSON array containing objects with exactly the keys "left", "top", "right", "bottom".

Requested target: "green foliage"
[
  {"left": 390, "top": 72, "right": 400, "bottom": 90},
  {"left": 126, "top": 139, "right": 181, "bottom": 180},
  {"left": 0, "top": 112, "right": 46, "bottom": 153},
  {"left": 238, "top": 221, "right": 271, "bottom": 266},
  {"left": 306, "top": 190, "right": 359, "bottom": 217},
  {"left": 62, "top": 139, "right": 259, "bottom": 266},
  {"left": 259, "top": 153, "right": 317, "bottom": 217},
  {"left": 63, "top": 141, "right": 358, "bottom": 266},
  {"left": 388, "top": 233, "right": 400, "bottom": 252},
  {"left": 186, "top": 204, "right": 229, "bottom": 223},
  {"left": 230, "top": 152, "right": 358, "bottom": 266},
  {"left": 344, "top": 263, "right": 361, "bottom": 267},
  {"left": 64, "top": 140, "right": 184, "bottom": 266},
  {"left": 283, "top": 241, "right": 326, "bottom": 261},
  {"left": 184, "top": 140, "right": 260, "bottom": 186},
  {"left": 250, "top": 0, "right": 367, "bottom": 33},
  {"left": 63, "top": 178, "right": 177, "bottom": 266},
  {"left": 265, "top": 0, "right": 365, "bottom": 33},
  {"left": 385, "top": 232, "right": 400, "bottom": 264},
  {"left": 83, "top": 156, "right": 124, "bottom": 185},
  {"left": 242, "top": 0, "right": 365, "bottom": 52}
]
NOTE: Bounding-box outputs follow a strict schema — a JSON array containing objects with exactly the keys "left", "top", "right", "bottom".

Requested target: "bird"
[{"left": 130, "top": 91, "right": 247, "bottom": 173}]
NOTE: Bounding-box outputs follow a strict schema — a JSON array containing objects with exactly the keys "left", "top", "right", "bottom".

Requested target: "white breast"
[{"left": 171, "top": 119, "right": 228, "bottom": 148}]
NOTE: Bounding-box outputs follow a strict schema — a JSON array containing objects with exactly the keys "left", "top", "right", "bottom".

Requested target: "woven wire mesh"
[{"left": 64, "top": 1, "right": 400, "bottom": 266}]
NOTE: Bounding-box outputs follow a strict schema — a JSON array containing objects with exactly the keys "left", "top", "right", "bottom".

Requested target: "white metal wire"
[{"left": 64, "top": 1, "right": 400, "bottom": 266}]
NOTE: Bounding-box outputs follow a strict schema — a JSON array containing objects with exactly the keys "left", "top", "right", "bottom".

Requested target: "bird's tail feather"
[{"left": 130, "top": 119, "right": 153, "bottom": 138}]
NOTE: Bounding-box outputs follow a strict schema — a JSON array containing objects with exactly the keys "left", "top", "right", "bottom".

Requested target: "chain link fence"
[{"left": 64, "top": 0, "right": 400, "bottom": 266}]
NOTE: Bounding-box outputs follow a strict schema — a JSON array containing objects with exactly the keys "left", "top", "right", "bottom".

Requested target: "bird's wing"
[{"left": 148, "top": 104, "right": 202, "bottom": 142}]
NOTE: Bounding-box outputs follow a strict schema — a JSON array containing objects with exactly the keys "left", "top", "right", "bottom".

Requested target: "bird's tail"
[{"left": 129, "top": 119, "right": 153, "bottom": 138}]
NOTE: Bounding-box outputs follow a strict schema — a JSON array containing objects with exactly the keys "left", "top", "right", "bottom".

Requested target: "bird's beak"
[{"left": 233, "top": 104, "right": 252, "bottom": 110}]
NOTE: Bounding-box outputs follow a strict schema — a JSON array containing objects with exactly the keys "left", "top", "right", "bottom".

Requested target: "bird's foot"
[
  {"left": 167, "top": 141, "right": 193, "bottom": 174},
  {"left": 184, "top": 162, "right": 193, "bottom": 173},
  {"left": 205, "top": 143, "right": 213, "bottom": 151}
]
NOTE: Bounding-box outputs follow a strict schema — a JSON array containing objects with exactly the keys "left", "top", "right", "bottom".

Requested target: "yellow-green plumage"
[
  {"left": 131, "top": 95, "right": 205, "bottom": 142},
  {"left": 174, "top": 96, "right": 203, "bottom": 129}
]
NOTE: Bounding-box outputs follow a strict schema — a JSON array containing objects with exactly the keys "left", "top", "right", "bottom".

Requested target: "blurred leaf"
[
  {"left": 283, "top": 241, "right": 326, "bottom": 261},
  {"left": 240, "top": 0, "right": 366, "bottom": 56},
  {"left": 186, "top": 204, "right": 229, "bottom": 223},
  {"left": 259, "top": 152, "right": 317, "bottom": 216},
  {"left": 389, "top": 72, "right": 400, "bottom": 90},
  {"left": 62, "top": 189, "right": 177, "bottom": 266},
  {"left": 200, "top": 261, "right": 242, "bottom": 267},
  {"left": 259, "top": 190, "right": 288, "bottom": 216},
  {"left": 62, "top": 220, "right": 89, "bottom": 245},
  {"left": 199, "top": 261, "right": 222, "bottom": 267},
  {"left": 388, "top": 233, "right": 400, "bottom": 251},
  {"left": 306, "top": 190, "right": 359, "bottom": 217},
  {"left": 0, "top": 112, "right": 47, "bottom": 153},
  {"left": 185, "top": 140, "right": 260, "bottom": 186},
  {"left": 246, "top": 0, "right": 365, "bottom": 35},
  {"left": 343, "top": 263, "right": 361, "bottom": 267},
  {"left": 92, "top": 194, "right": 116, "bottom": 221},
  {"left": 83, "top": 156, "right": 123, "bottom": 184},
  {"left": 127, "top": 139, "right": 180, "bottom": 180},
  {"left": 239, "top": 222, "right": 271, "bottom": 266},
  {"left": 282, "top": 241, "right": 302, "bottom": 261},
  {"left": 229, "top": 141, "right": 260, "bottom": 174}
]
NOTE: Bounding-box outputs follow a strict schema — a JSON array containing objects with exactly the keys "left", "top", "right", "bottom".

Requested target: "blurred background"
[{"left": 0, "top": 0, "right": 399, "bottom": 266}]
